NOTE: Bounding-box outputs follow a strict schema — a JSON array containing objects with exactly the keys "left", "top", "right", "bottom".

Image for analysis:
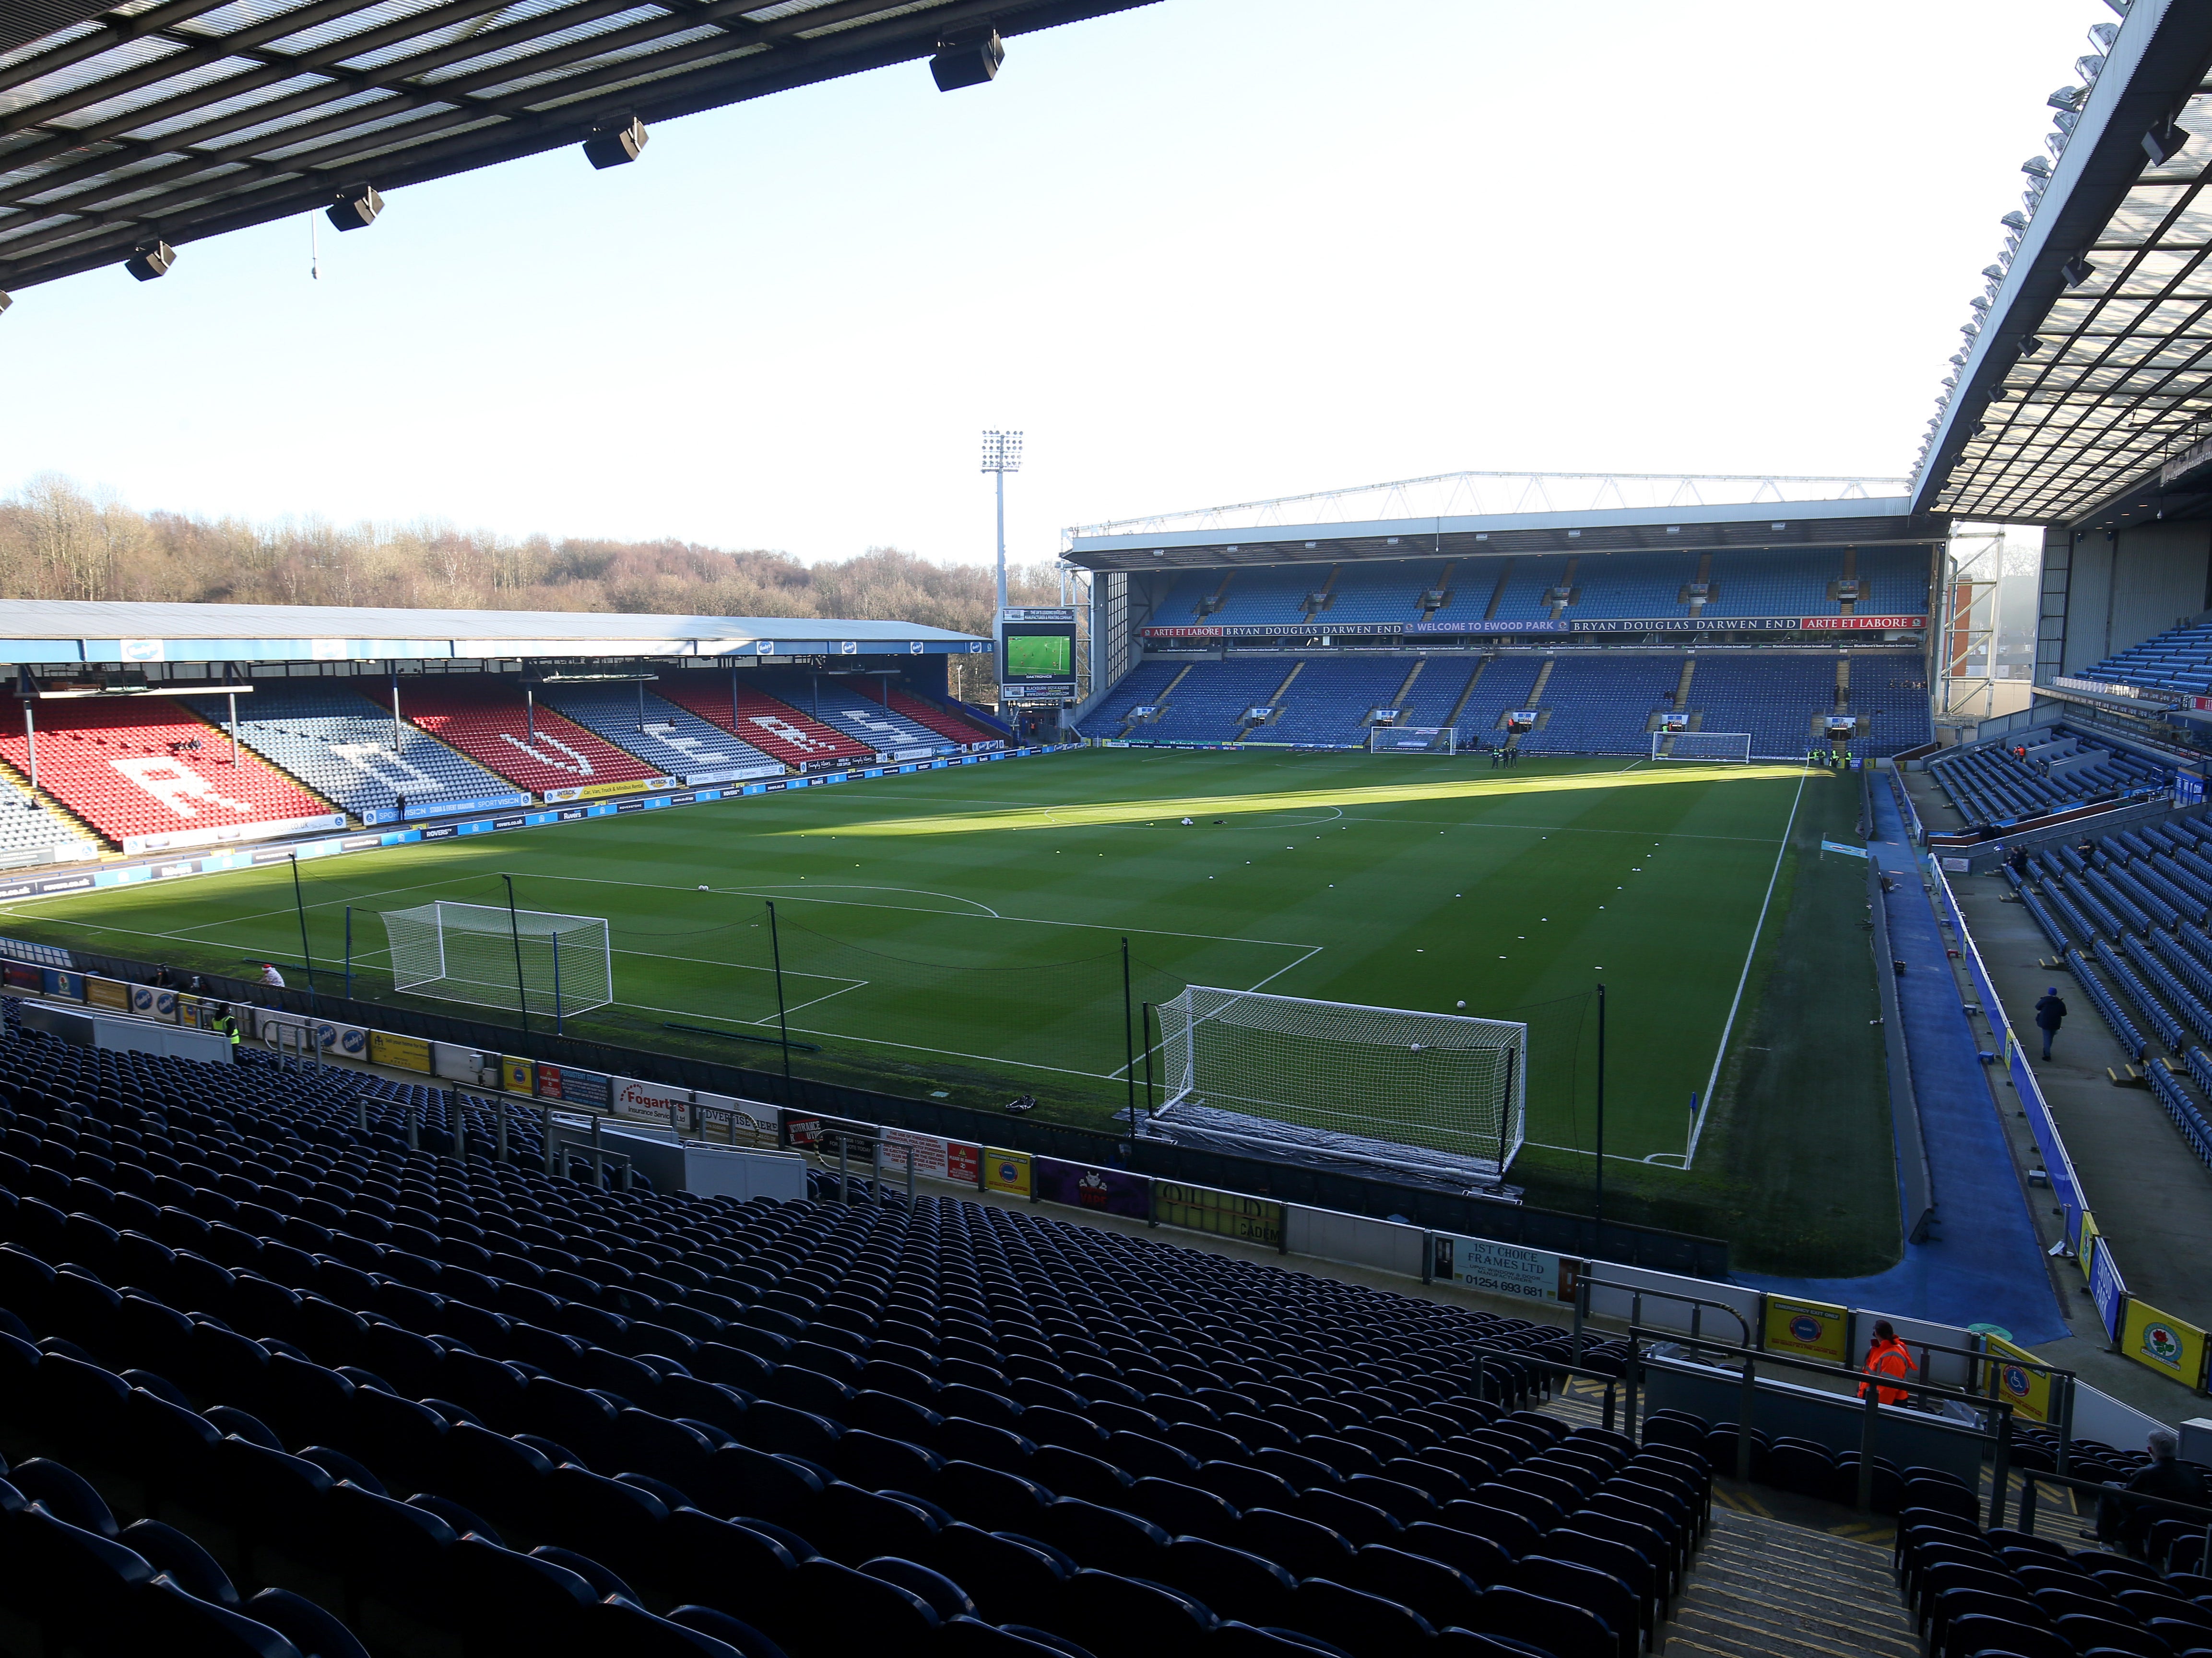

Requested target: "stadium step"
[
  {"left": 1664, "top": 1508, "right": 1916, "bottom": 1658},
  {"left": 0, "top": 749, "right": 106, "bottom": 848},
  {"left": 1443, "top": 653, "right": 1491, "bottom": 727},
  {"left": 1673, "top": 655, "right": 1698, "bottom": 710}
]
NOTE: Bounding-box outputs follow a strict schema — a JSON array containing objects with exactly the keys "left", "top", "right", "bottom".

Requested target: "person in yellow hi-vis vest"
[{"left": 1857, "top": 1320, "right": 1917, "bottom": 1406}]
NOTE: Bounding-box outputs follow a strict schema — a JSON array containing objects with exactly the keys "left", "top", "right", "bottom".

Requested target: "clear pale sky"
[{"left": 0, "top": 0, "right": 2100, "bottom": 566}]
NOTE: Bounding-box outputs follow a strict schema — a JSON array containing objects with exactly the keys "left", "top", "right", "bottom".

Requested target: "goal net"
[
  {"left": 1369, "top": 725, "right": 1457, "bottom": 755},
  {"left": 1153, "top": 985, "right": 1526, "bottom": 1178},
  {"left": 1653, "top": 731, "right": 1752, "bottom": 763},
  {"left": 380, "top": 901, "right": 612, "bottom": 1018}
]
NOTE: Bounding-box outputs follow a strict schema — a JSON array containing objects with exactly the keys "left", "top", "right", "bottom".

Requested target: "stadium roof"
[
  {"left": 0, "top": 598, "right": 985, "bottom": 663},
  {"left": 0, "top": 0, "right": 1154, "bottom": 294},
  {"left": 1062, "top": 472, "right": 1937, "bottom": 573},
  {"left": 1913, "top": 0, "right": 2212, "bottom": 528}
]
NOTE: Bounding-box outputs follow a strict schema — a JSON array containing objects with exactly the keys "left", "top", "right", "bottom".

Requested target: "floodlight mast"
[{"left": 982, "top": 430, "right": 1023, "bottom": 615}]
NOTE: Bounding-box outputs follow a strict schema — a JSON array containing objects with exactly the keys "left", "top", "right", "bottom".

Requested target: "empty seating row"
[
  {"left": 183, "top": 685, "right": 526, "bottom": 822},
  {"left": 369, "top": 681, "right": 667, "bottom": 797},
  {"left": 757, "top": 675, "right": 950, "bottom": 756},
  {"left": 534, "top": 685, "right": 781, "bottom": 785},
  {"left": 1147, "top": 550, "right": 1928, "bottom": 630},
  {"left": 652, "top": 676, "right": 872, "bottom": 767},
  {"left": 0, "top": 1000, "right": 1674, "bottom": 1658},
  {"left": 0, "top": 694, "right": 338, "bottom": 848},
  {"left": 1079, "top": 650, "right": 1929, "bottom": 758}
]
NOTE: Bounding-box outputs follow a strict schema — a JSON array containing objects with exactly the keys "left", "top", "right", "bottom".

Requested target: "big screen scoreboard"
[{"left": 999, "top": 607, "right": 1078, "bottom": 699}]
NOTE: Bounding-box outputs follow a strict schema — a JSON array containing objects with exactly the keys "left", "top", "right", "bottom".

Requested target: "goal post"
[
  {"left": 381, "top": 900, "right": 612, "bottom": 1018},
  {"left": 1369, "top": 724, "right": 1457, "bottom": 755},
  {"left": 1154, "top": 985, "right": 1526, "bottom": 1175},
  {"left": 1653, "top": 730, "right": 1752, "bottom": 764}
]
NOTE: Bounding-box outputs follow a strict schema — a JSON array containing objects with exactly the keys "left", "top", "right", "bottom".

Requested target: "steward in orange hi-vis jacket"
[{"left": 1857, "top": 1320, "right": 1916, "bottom": 1406}]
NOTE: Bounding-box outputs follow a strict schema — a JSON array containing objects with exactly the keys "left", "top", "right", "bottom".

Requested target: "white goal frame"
[
  {"left": 1154, "top": 984, "right": 1526, "bottom": 1176},
  {"left": 1369, "top": 725, "right": 1457, "bottom": 755},
  {"left": 381, "top": 900, "right": 612, "bottom": 1018},
  {"left": 1653, "top": 730, "right": 1752, "bottom": 763}
]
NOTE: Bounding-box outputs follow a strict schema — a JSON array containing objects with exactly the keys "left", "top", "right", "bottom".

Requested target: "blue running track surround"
[{"left": 1740, "top": 779, "right": 2070, "bottom": 1342}]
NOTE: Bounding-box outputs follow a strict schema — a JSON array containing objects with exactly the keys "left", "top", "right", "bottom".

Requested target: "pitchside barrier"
[{"left": 3, "top": 934, "right": 2203, "bottom": 1421}]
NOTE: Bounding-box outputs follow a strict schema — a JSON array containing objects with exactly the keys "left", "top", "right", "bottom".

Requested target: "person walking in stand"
[
  {"left": 207, "top": 1004, "right": 241, "bottom": 1048},
  {"left": 2035, "top": 985, "right": 2067, "bottom": 1060},
  {"left": 1858, "top": 1319, "right": 1917, "bottom": 1406}
]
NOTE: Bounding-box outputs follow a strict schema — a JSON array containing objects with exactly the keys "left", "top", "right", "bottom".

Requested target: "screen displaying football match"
[
  {"left": 1005, "top": 631, "right": 1072, "bottom": 677},
  {"left": 999, "top": 608, "right": 1078, "bottom": 690}
]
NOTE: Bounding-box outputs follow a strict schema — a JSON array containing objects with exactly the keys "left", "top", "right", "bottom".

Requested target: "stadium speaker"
[
  {"left": 327, "top": 183, "right": 383, "bottom": 232},
  {"left": 0, "top": 290, "right": 10, "bottom": 317},
  {"left": 930, "top": 26, "right": 1003, "bottom": 91},
  {"left": 2145, "top": 119, "right": 2191, "bottom": 166},
  {"left": 583, "top": 116, "right": 648, "bottom": 169},
  {"left": 2060, "top": 253, "right": 2097, "bottom": 288},
  {"left": 125, "top": 240, "right": 174, "bottom": 282}
]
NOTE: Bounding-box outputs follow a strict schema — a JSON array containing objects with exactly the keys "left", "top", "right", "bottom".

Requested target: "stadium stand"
[
  {"left": 0, "top": 695, "right": 339, "bottom": 850},
  {"left": 1076, "top": 661, "right": 1186, "bottom": 738},
  {"left": 1930, "top": 731, "right": 2167, "bottom": 829},
  {"left": 1082, "top": 646, "right": 1930, "bottom": 758},
  {"left": 532, "top": 685, "right": 782, "bottom": 786},
  {"left": 2071, "top": 620, "right": 2212, "bottom": 697},
  {"left": 1136, "top": 546, "right": 1931, "bottom": 630},
  {"left": 1115, "top": 660, "right": 1293, "bottom": 745},
  {"left": 1452, "top": 655, "right": 1550, "bottom": 745},
  {"left": 1260, "top": 659, "right": 1421, "bottom": 747},
  {"left": 1514, "top": 655, "right": 1682, "bottom": 757},
  {"left": 652, "top": 675, "right": 873, "bottom": 768},
  {"left": 181, "top": 685, "right": 527, "bottom": 823},
  {"left": 367, "top": 681, "right": 667, "bottom": 798},
  {"left": 757, "top": 675, "right": 951, "bottom": 758},
  {"left": 0, "top": 989, "right": 1755, "bottom": 1658},
  {"left": 0, "top": 772, "right": 99, "bottom": 865},
  {"left": 1999, "top": 807, "right": 2212, "bottom": 1172},
  {"left": 1883, "top": 1462, "right": 2212, "bottom": 1658},
  {"left": 876, "top": 686, "right": 1005, "bottom": 747},
  {"left": 1195, "top": 568, "right": 1337, "bottom": 629},
  {"left": 1673, "top": 654, "right": 1840, "bottom": 758}
]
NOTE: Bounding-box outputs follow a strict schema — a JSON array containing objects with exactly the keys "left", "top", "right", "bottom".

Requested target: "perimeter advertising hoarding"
[
  {"left": 1000, "top": 608, "right": 1078, "bottom": 697},
  {"left": 1431, "top": 1234, "right": 1582, "bottom": 1303},
  {"left": 1139, "top": 615, "right": 1927, "bottom": 640},
  {"left": 1034, "top": 1158, "right": 1151, "bottom": 1220}
]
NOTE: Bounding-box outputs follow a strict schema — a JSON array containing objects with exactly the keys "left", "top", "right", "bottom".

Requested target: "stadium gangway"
[
  {"left": 1615, "top": 1323, "right": 2071, "bottom": 1517},
  {"left": 260, "top": 1016, "right": 321, "bottom": 1071},
  {"left": 541, "top": 1109, "right": 634, "bottom": 1191}
]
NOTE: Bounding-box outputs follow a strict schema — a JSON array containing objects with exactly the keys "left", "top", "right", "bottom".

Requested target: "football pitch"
[{"left": 0, "top": 748, "right": 1885, "bottom": 1230}]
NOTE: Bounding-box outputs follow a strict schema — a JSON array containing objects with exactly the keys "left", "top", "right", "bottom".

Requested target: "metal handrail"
[
  {"left": 1626, "top": 1324, "right": 2020, "bottom": 1518},
  {"left": 1572, "top": 1274, "right": 1751, "bottom": 1358},
  {"left": 2007, "top": 1462, "right": 2212, "bottom": 1566}
]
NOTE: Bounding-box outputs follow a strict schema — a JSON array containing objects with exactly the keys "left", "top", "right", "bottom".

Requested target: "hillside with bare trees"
[{"left": 0, "top": 474, "right": 1064, "bottom": 638}]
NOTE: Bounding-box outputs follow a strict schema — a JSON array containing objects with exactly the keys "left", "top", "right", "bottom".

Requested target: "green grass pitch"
[{"left": 0, "top": 749, "right": 1893, "bottom": 1265}]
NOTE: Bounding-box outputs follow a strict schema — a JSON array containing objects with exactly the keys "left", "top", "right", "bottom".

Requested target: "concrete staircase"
[{"left": 1665, "top": 1508, "right": 1917, "bottom": 1658}]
